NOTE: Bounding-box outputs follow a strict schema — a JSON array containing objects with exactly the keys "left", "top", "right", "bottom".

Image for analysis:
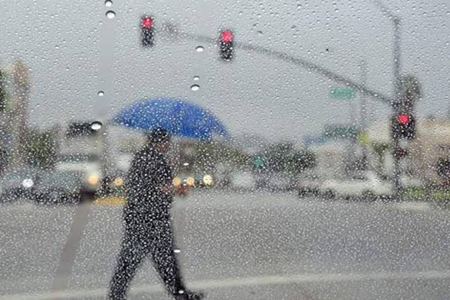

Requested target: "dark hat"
[{"left": 149, "top": 127, "right": 171, "bottom": 143}]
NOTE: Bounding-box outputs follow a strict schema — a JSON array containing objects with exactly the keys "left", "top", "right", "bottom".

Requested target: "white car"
[
  {"left": 55, "top": 154, "right": 102, "bottom": 194},
  {"left": 229, "top": 171, "right": 256, "bottom": 191},
  {"left": 296, "top": 173, "right": 323, "bottom": 197},
  {"left": 320, "top": 172, "right": 393, "bottom": 200},
  {"left": 401, "top": 176, "right": 423, "bottom": 189}
]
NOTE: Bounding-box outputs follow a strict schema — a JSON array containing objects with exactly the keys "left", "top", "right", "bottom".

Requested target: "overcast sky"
[{"left": 0, "top": 0, "right": 449, "bottom": 145}]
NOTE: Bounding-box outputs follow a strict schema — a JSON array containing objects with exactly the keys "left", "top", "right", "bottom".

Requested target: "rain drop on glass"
[
  {"left": 190, "top": 84, "right": 200, "bottom": 91},
  {"left": 90, "top": 121, "right": 103, "bottom": 131},
  {"left": 106, "top": 11, "right": 116, "bottom": 19}
]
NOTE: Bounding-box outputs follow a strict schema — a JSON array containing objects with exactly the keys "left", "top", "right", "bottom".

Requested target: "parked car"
[
  {"left": 33, "top": 170, "right": 87, "bottom": 204},
  {"left": 297, "top": 173, "right": 322, "bottom": 197},
  {"left": 320, "top": 172, "right": 393, "bottom": 200},
  {"left": 55, "top": 154, "right": 102, "bottom": 197},
  {"left": 229, "top": 171, "right": 256, "bottom": 191},
  {"left": 380, "top": 174, "right": 423, "bottom": 189},
  {"left": 401, "top": 176, "right": 423, "bottom": 189},
  {"left": 0, "top": 167, "right": 41, "bottom": 202}
]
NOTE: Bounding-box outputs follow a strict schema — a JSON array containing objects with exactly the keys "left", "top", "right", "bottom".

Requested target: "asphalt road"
[{"left": 2, "top": 191, "right": 450, "bottom": 300}]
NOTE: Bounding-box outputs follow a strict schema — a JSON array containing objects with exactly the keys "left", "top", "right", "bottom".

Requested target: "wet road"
[{"left": 1, "top": 191, "right": 450, "bottom": 299}]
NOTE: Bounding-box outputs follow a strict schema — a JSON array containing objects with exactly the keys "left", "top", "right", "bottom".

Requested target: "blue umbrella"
[{"left": 112, "top": 98, "right": 230, "bottom": 140}]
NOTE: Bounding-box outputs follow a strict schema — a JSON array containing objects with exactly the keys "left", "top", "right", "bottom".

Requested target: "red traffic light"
[
  {"left": 397, "top": 114, "right": 410, "bottom": 125},
  {"left": 392, "top": 113, "right": 416, "bottom": 140},
  {"left": 220, "top": 30, "right": 233, "bottom": 43},
  {"left": 141, "top": 16, "right": 154, "bottom": 29}
]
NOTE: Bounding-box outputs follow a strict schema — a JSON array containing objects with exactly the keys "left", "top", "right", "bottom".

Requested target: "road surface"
[{"left": 1, "top": 190, "right": 450, "bottom": 299}]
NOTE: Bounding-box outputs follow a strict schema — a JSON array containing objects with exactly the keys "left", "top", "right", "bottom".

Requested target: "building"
[{"left": 366, "top": 118, "right": 450, "bottom": 181}]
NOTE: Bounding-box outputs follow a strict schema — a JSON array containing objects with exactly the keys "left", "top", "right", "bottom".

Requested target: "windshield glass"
[{"left": 1, "top": 0, "right": 450, "bottom": 299}]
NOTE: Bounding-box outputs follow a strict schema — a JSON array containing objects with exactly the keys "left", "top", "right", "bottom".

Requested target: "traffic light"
[
  {"left": 219, "top": 30, "right": 234, "bottom": 61},
  {"left": 140, "top": 15, "right": 154, "bottom": 47},
  {"left": 391, "top": 113, "right": 416, "bottom": 139}
]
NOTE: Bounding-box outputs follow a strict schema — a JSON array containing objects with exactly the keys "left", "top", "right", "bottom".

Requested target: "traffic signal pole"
[
  {"left": 163, "top": 28, "right": 392, "bottom": 104},
  {"left": 392, "top": 16, "right": 403, "bottom": 197},
  {"left": 371, "top": 0, "right": 404, "bottom": 197},
  {"left": 160, "top": 8, "right": 405, "bottom": 196}
]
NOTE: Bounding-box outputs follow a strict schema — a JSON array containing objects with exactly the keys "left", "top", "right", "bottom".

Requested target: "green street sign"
[
  {"left": 330, "top": 87, "right": 357, "bottom": 99},
  {"left": 253, "top": 156, "right": 264, "bottom": 168}
]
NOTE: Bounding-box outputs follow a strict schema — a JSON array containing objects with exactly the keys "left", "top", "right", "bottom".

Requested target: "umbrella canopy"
[{"left": 112, "top": 98, "right": 230, "bottom": 140}]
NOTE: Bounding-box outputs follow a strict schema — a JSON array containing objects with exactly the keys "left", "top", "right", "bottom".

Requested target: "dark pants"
[{"left": 109, "top": 207, "right": 185, "bottom": 300}]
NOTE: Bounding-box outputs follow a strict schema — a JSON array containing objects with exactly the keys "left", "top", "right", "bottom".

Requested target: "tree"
[
  {"left": 195, "top": 141, "right": 250, "bottom": 172},
  {"left": 259, "top": 142, "right": 316, "bottom": 175},
  {"left": 24, "top": 128, "right": 57, "bottom": 169}
]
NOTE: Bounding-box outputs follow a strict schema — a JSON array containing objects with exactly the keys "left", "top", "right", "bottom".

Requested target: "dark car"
[
  {"left": 33, "top": 170, "right": 85, "bottom": 204},
  {"left": 296, "top": 173, "right": 322, "bottom": 197},
  {"left": 98, "top": 170, "right": 126, "bottom": 197},
  {"left": 0, "top": 167, "right": 41, "bottom": 203}
]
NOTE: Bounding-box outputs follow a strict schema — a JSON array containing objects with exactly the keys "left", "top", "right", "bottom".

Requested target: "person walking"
[{"left": 109, "top": 128, "right": 204, "bottom": 300}]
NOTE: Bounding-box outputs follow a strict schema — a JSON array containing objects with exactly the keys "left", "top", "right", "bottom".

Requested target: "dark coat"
[{"left": 124, "top": 145, "right": 174, "bottom": 227}]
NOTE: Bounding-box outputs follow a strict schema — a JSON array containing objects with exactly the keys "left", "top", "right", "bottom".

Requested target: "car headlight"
[
  {"left": 113, "top": 177, "right": 124, "bottom": 187},
  {"left": 203, "top": 175, "right": 213, "bottom": 186},
  {"left": 87, "top": 175, "right": 100, "bottom": 186},
  {"left": 186, "top": 177, "right": 195, "bottom": 186},
  {"left": 172, "top": 177, "right": 182, "bottom": 187},
  {"left": 22, "top": 178, "right": 34, "bottom": 189}
]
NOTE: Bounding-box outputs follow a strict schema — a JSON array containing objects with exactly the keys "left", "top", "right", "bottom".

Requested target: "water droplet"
[
  {"left": 106, "top": 10, "right": 116, "bottom": 19},
  {"left": 183, "top": 162, "right": 189, "bottom": 166},
  {"left": 193, "top": 76, "right": 200, "bottom": 81},
  {"left": 90, "top": 121, "right": 103, "bottom": 131},
  {"left": 174, "top": 249, "right": 181, "bottom": 253},
  {"left": 196, "top": 46, "right": 204, "bottom": 52},
  {"left": 178, "top": 290, "right": 185, "bottom": 294},
  {"left": 98, "top": 91, "right": 105, "bottom": 96},
  {"left": 190, "top": 84, "right": 200, "bottom": 91},
  {"left": 105, "top": 0, "right": 113, "bottom": 7}
]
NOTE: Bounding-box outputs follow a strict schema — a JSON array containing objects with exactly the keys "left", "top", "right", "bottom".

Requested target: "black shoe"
[
  {"left": 174, "top": 290, "right": 205, "bottom": 300},
  {"left": 187, "top": 291, "right": 205, "bottom": 300}
]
